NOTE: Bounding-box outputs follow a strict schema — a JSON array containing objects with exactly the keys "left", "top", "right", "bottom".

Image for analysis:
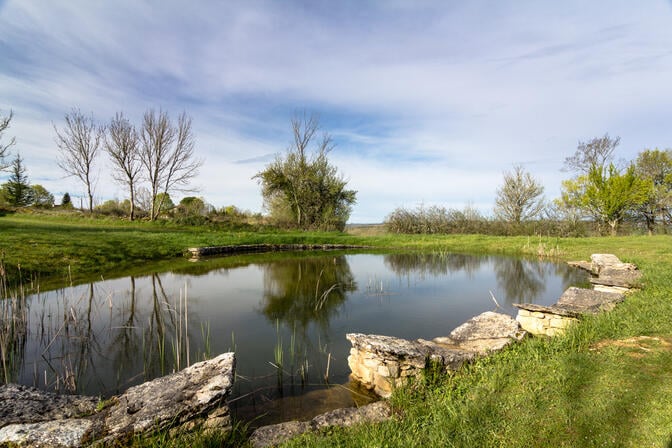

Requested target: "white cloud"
[{"left": 2, "top": 0, "right": 672, "bottom": 220}]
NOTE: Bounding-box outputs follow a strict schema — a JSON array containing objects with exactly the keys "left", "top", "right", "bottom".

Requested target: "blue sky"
[{"left": 1, "top": 1, "right": 672, "bottom": 222}]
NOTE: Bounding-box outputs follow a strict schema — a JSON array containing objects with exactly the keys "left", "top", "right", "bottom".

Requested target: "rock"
[
  {"left": 513, "top": 287, "right": 626, "bottom": 336},
  {"left": 590, "top": 254, "right": 637, "bottom": 274},
  {"left": 249, "top": 421, "right": 312, "bottom": 448},
  {"left": 0, "top": 352, "right": 236, "bottom": 447},
  {"left": 347, "top": 312, "right": 524, "bottom": 396},
  {"left": 98, "top": 352, "right": 235, "bottom": 444},
  {"left": 569, "top": 254, "right": 641, "bottom": 289},
  {"left": 249, "top": 401, "right": 392, "bottom": 448},
  {"left": 0, "top": 419, "right": 93, "bottom": 448},
  {"left": 589, "top": 268, "right": 642, "bottom": 288},
  {"left": 556, "top": 287, "right": 624, "bottom": 313},
  {"left": 0, "top": 384, "right": 98, "bottom": 426},
  {"left": 433, "top": 311, "right": 526, "bottom": 355},
  {"left": 311, "top": 401, "right": 391, "bottom": 429}
]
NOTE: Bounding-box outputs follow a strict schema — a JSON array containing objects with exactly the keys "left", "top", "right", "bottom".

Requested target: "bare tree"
[
  {"left": 139, "top": 109, "right": 202, "bottom": 220},
  {"left": 0, "top": 109, "right": 16, "bottom": 171},
  {"left": 563, "top": 133, "right": 619, "bottom": 174},
  {"left": 494, "top": 165, "right": 545, "bottom": 224},
  {"left": 54, "top": 109, "right": 103, "bottom": 213},
  {"left": 105, "top": 112, "right": 142, "bottom": 220}
]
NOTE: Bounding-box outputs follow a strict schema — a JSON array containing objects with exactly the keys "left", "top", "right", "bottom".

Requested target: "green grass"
[
  {"left": 2, "top": 211, "right": 672, "bottom": 447},
  {"left": 280, "top": 247, "right": 672, "bottom": 448}
]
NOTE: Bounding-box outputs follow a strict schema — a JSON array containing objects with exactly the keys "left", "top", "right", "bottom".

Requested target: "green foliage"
[
  {"left": 61, "top": 192, "right": 73, "bottom": 208},
  {"left": 254, "top": 114, "right": 357, "bottom": 231},
  {"left": 30, "top": 184, "right": 54, "bottom": 208},
  {"left": 3, "top": 154, "right": 33, "bottom": 207},
  {"left": 95, "top": 198, "right": 129, "bottom": 217},
  {"left": 634, "top": 148, "right": 672, "bottom": 233},
  {"left": 154, "top": 192, "right": 175, "bottom": 216},
  {"left": 175, "top": 196, "right": 207, "bottom": 217},
  {"left": 583, "top": 164, "right": 651, "bottom": 235}
]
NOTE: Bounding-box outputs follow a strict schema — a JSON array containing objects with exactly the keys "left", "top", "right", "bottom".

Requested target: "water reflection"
[
  {"left": 1, "top": 252, "right": 586, "bottom": 426},
  {"left": 260, "top": 255, "right": 357, "bottom": 330},
  {"left": 384, "top": 252, "right": 484, "bottom": 278}
]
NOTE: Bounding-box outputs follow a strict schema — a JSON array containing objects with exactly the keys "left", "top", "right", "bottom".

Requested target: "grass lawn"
[{"left": 1, "top": 211, "right": 671, "bottom": 447}]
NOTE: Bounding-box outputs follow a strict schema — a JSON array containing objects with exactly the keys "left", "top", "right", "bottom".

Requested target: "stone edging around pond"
[
  {"left": 186, "top": 244, "right": 370, "bottom": 258},
  {"left": 344, "top": 254, "right": 640, "bottom": 396}
]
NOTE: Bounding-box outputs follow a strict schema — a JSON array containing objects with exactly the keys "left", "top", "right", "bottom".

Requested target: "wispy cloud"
[{"left": 1, "top": 1, "right": 672, "bottom": 221}]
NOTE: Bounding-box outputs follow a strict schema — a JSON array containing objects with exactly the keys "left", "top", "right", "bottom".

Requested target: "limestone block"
[
  {"left": 516, "top": 314, "right": 547, "bottom": 336},
  {"left": 387, "top": 361, "right": 400, "bottom": 378},
  {"left": 373, "top": 374, "right": 393, "bottom": 397},
  {"left": 549, "top": 317, "right": 576, "bottom": 329},
  {"left": 377, "top": 365, "right": 391, "bottom": 378}
]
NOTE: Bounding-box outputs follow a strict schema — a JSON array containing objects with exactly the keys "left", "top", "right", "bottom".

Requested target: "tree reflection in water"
[
  {"left": 384, "top": 252, "right": 486, "bottom": 279},
  {"left": 258, "top": 255, "right": 357, "bottom": 389}
]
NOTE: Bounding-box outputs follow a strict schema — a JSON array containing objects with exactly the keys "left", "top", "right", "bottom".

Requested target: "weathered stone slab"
[
  {"left": 0, "top": 352, "right": 236, "bottom": 448},
  {"left": 569, "top": 254, "right": 640, "bottom": 288},
  {"left": 589, "top": 268, "right": 642, "bottom": 288},
  {"left": 347, "top": 312, "right": 524, "bottom": 396},
  {"left": 0, "top": 419, "right": 93, "bottom": 448},
  {"left": 512, "top": 302, "right": 581, "bottom": 318},
  {"left": 432, "top": 311, "right": 526, "bottom": 355},
  {"left": 249, "top": 401, "right": 392, "bottom": 448},
  {"left": 590, "top": 254, "right": 637, "bottom": 274},
  {"left": 0, "top": 384, "right": 98, "bottom": 426},
  {"left": 98, "top": 352, "right": 235, "bottom": 444},
  {"left": 556, "top": 286, "right": 624, "bottom": 313},
  {"left": 514, "top": 285, "right": 626, "bottom": 336}
]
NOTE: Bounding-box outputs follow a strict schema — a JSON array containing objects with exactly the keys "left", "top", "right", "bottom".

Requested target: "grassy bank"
[
  {"left": 2, "top": 211, "right": 671, "bottom": 446},
  {"left": 279, "top": 239, "right": 672, "bottom": 447}
]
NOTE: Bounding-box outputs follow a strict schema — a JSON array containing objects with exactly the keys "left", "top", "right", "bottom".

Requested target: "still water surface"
[{"left": 9, "top": 251, "right": 585, "bottom": 425}]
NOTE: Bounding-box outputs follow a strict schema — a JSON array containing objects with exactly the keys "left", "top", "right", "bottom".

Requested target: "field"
[{"left": 1, "top": 212, "right": 671, "bottom": 447}]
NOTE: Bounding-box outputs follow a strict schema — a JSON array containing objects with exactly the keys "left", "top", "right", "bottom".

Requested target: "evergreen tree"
[
  {"left": 61, "top": 192, "right": 73, "bottom": 208},
  {"left": 4, "top": 154, "right": 33, "bottom": 207}
]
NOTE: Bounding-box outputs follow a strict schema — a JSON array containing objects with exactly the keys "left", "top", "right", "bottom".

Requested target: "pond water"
[{"left": 3, "top": 251, "right": 586, "bottom": 427}]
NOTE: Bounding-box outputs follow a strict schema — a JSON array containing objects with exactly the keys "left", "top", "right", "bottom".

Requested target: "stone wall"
[
  {"left": 347, "top": 311, "right": 525, "bottom": 397},
  {"left": 514, "top": 254, "right": 636, "bottom": 337}
]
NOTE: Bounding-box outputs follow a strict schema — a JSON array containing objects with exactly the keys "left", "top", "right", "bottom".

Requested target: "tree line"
[
  {"left": 387, "top": 134, "right": 672, "bottom": 236},
  {"left": 0, "top": 109, "right": 357, "bottom": 230},
  {"left": 1, "top": 108, "right": 203, "bottom": 221}
]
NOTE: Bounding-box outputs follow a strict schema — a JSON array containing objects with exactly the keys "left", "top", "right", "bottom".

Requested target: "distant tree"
[
  {"left": 95, "top": 198, "right": 128, "bottom": 217},
  {"left": 139, "top": 109, "right": 202, "bottom": 221},
  {"left": 563, "top": 134, "right": 619, "bottom": 174},
  {"left": 54, "top": 108, "right": 103, "bottom": 213},
  {"left": 493, "top": 165, "right": 545, "bottom": 224},
  {"left": 61, "top": 192, "right": 73, "bottom": 209},
  {"left": 154, "top": 192, "right": 174, "bottom": 216},
  {"left": 105, "top": 112, "right": 142, "bottom": 220},
  {"left": 30, "top": 184, "right": 55, "bottom": 208},
  {"left": 562, "top": 163, "right": 650, "bottom": 235},
  {"left": 634, "top": 148, "right": 672, "bottom": 233},
  {"left": 176, "top": 196, "right": 206, "bottom": 216},
  {"left": 4, "top": 154, "right": 33, "bottom": 207},
  {"left": 0, "top": 109, "right": 15, "bottom": 171},
  {"left": 254, "top": 113, "right": 357, "bottom": 231}
]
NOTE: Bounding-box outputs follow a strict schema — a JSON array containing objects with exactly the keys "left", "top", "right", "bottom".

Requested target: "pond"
[{"left": 2, "top": 251, "right": 586, "bottom": 427}]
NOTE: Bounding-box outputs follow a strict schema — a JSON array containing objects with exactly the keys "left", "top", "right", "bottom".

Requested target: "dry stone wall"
[
  {"left": 514, "top": 254, "right": 638, "bottom": 337},
  {"left": 347, "top": 311, "right": 525, "bottom": 397}
]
